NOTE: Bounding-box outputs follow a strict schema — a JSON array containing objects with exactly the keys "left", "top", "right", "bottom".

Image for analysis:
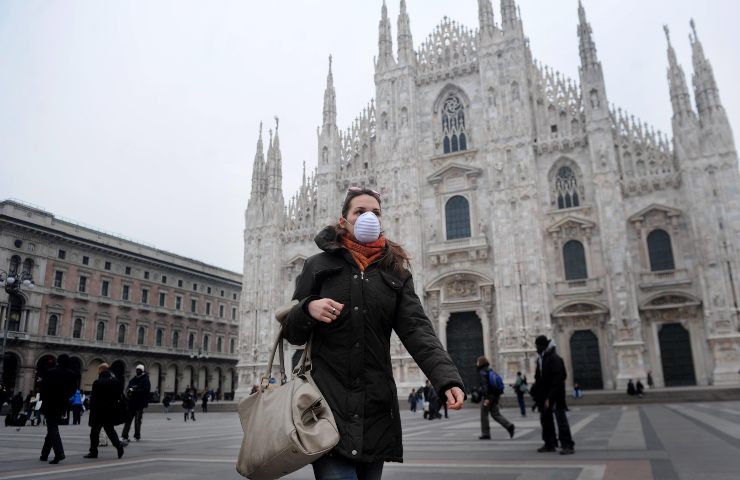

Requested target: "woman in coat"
[
  {"left": 282, "top": 187, "right": 465, "bottom": 480},
  {"left": 84, "top": 363, "right": 125, "bottom": 459}
]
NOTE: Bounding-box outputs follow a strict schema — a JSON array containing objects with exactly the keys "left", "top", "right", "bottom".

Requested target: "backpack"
[{"left": 488, "top": 369, "right": 505, "bottom": 395}]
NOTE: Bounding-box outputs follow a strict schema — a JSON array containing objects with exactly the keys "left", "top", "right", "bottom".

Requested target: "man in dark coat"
[
  {"left": 532, "top": 335, "right": 574, "bottom": 455},
  {"left": 39, "top": 354, "right": 79, "bottom": 464},
  {"left": 84, "top": 363, "right": 125, "bottom": 459},
  {"left": 121, "top": 364, "right": 151, "bottom": 444},
  {"left": 282, "top": 225, "right": 465, "bottom": 464},
  {"left": 476, "top": 356, "right": 515, "bottom": 440}
]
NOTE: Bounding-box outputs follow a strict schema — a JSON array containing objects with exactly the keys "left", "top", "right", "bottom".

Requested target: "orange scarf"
[{"left": 341, "top": 235, "right": 387, "bottom": 271}]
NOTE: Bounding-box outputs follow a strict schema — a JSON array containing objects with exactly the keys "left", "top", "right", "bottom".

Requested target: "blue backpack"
[{"left": 488, "top": 370, "right": 505, "bottom": 395}]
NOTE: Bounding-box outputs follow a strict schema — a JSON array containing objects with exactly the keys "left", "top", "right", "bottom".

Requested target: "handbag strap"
[
  {"left": 261, "top": 330, "right": 288, "bottom": 389},
  {"left": 262, "top": 328, "right": 315, "bottom": 390}
]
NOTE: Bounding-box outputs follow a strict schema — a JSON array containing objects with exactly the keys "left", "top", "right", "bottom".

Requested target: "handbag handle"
[{"left": 261, "top": 328, "right": 314, "bottom": 390}]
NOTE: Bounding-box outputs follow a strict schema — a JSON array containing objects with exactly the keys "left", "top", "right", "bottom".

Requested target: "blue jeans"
[{"left": 312, "top": 453, "right": 384, "bottom": 480}]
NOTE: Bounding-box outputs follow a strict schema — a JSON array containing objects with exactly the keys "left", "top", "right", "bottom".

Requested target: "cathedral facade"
[{"left": 236, "top": 0, "right": 740, "bottom": 399}]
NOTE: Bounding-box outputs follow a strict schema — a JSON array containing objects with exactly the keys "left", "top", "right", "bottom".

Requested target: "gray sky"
[{"left": 1, "top": 1, "right": 738, "bottom": 273}]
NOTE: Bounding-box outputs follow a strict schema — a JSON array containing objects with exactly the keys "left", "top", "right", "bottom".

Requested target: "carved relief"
[{"left": 445, "top": 280, "right": 478, "bottom": 300}]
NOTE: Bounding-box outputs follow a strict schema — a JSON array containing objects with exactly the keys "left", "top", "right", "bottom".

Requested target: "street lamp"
[{"left": 0, "top": 269, "right": 34, "bottom": 385}]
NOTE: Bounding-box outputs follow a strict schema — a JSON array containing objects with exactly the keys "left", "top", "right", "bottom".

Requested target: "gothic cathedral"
[{"left": 236, "top": 1, "right": 740, "bottom": 398}]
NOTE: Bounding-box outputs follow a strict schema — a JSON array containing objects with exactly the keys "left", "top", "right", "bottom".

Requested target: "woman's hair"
[{"left": 337, "top": 188, "right": 411, "bottom": 273}]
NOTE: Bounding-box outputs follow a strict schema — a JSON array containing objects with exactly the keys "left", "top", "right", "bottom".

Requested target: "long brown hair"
[{"left": 337, "top": 188, "right": 411, "bottom": 273}]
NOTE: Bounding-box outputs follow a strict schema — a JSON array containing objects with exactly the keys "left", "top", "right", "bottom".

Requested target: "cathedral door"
[
  {"left": 569, "top": 330, "right": 603, "bottom": 389},
  {"left": 659, "top": 323, "right": 696, "bottom": 386},
  {"left": 446, "top": 312, "right": 484, "bottom": 393}
]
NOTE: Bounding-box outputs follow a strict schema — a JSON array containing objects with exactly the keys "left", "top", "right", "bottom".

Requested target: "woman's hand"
[
  {"left": 445, "top": 387, "right": 465, "bottom": 410},
  {"left": 307, "top": 298, "right": 344, "bottom": 323}
]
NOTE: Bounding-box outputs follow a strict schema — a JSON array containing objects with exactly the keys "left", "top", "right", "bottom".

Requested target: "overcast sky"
[{"left": 1, "top": 0, "right": 738, "bottom": 273}]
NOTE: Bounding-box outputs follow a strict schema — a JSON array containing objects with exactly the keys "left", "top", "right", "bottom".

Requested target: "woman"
[{"left": 282, "top": 187, "right": 465, "bottom": 480}]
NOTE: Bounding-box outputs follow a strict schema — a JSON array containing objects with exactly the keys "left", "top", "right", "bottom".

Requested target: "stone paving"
[{"left": 1, "top": 401, "right": 739, "bottom": 479}]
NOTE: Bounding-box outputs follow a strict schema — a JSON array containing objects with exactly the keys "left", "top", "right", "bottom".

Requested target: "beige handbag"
[{"left": 236, "top": 320, "right": 339, "bottom": 479}]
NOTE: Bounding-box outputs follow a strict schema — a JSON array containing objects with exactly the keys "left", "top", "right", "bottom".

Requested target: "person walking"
[
  {"left": 476, "top": 356, "right": 515, "bottom": 440},
  {"left": 647, "top": 371, "right": 654, "bottom": 389},
  {"left": 38, "top": 354, "right": 78, "bottom": 464},
  {"left": 162, "top": 393, "right": 172, "bottom": 420},
  {"left": 121, "top": 364, "right": 151, "bottom": 445},
  {"left": 31, "top": 391, "right": 42, "bottom": 426},
  {"left": 532, "top": 335, "right": 575, "bottom": 455},
  {"left": 512, "top": 372, "right": 528, "bottom": 417},
  {"left": 83, "top": 363, "right": 125, "bottom": 459},
  {"left": 182, "top": 390, "right": 196, "bottom": 422},
  {"left": 201, "top": 391, "right": 209, "bottom": 413},
  {"left": 9, "top": 391, "right": 24, "bottom": 425},
  {"left": 408, "top": 389, "right": 417, "bottom": 412},
  {"left": 70, "top": 389, "right": 83, "bottom": 425},
  {"left": 280, "top": 187, "right": 465, "bottom": 480}
]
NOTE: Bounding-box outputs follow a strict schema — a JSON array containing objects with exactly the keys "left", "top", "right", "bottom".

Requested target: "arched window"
[
  {"left": 137, "top": 326, "right": 146, "bottom": 345},
  {"left": 441, "top": 93, "right": 467, "bottom": 154},
  {"left": 230, "top": 338, "right": 236, "bottom": 354},
  {"left": 22, "top": 258, "right": 34, "bottom": 275},
  {"left": 188, "top": 333, "right": 195, "bottom": 350},
  {"left": 172, "top": 331, "right": 180, "bottom": 348},
  {"left": 9, "top": 255, "right": 21, "bottom": 275},
  {"left": 156, "top": 328, "right": 163, "bottom": 347},
  {"left": 73, "top": 318, "right": 83, "bottom": 339},
  {"left": 217, "top": 337, "right": 223, "bottom": 353},
  {"left": 203, "top": 334, "right": 210, "bottom": 352},
  {"left": 96, "top": 322, "right": 105, "bottom": 341},
  {"left": 47, "top": 315, "right": 58, "bottom": 336},
  {"left": 647, "top": 229, "right": 675, "bottom": 271},
  {"left": 117, "top": 324, "right": 126, "bottom": 344},
  {"left": 445, "top": 196, "right": 471, "bottom": 240},
  {"left": 555, "top": 166, "right": 580, "bottom": 209},
  {"left": 563, "top": 240, "right": 588, "bottom": 280}
]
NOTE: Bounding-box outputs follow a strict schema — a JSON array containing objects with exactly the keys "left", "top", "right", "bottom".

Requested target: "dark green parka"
[{"left": 282, "top": 227, "right": 464, "bottom": 463}]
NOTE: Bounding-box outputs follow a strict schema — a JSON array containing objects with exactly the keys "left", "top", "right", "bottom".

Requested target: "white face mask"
[{"left": 348, "top": 211, "right": 381, "bottom": 244}]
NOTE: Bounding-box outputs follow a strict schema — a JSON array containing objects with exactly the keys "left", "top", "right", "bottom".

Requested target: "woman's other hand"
[
  {"left": 307, "top": 298, "right": 344, "bottom": 323},
  {"left": 445, "top": 387, "right": 465, "bottom": 410}
]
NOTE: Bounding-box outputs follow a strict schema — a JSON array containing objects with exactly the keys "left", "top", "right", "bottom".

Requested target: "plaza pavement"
[{"left": 1, "top": 400, "right": 740, "bottom": 480}]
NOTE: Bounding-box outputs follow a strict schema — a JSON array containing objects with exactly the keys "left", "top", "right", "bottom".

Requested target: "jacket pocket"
[{"left": 379, "top": 270, "right": 403, "bottom": 292}]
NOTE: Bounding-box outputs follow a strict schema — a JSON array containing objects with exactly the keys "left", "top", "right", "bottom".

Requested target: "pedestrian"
[
  {"left": 9, "top": 391, "right": 24, "bottom": 425},
  {"left": 280, "top": 187, "right": 465, "bottom": 480},
  {"left": 31, "top": 391, "right": 43, "bottom": 426},
  {"left": 476, "top": 356, "right": 515, "bottom": 440},
  {"left": 201, "top": 391, "right": 209, "bottom": 413},
  {"left": 162, "top": 393, "right": 172, "bottom": 420},
  {"left": 83, "top": 363, "right": 125, "bottom": 459},
  {"left": 121, "top": 364, "right": 151, "bottom": 445},
  {"left": 182, "top": 390, "right": 196, "bottom": 421},
  {"left": 572, "top": 383, "right": 583, "bottom": 399},
  {"left": 23, "top": 391, "right": 34, "bottom": 420},
  {"left": 627, "top": 379, "right": 636, "bottom": 396},
  {"left": 38, "top": 354, "right": 79, "bottom": 464},
  {"left": 636, "top": 379, "right": 645, "bottom": 397},
  {"left": 70, "top": 389, "right": 83, "bottom": 425},
  {"left": 647, "top": 371, "right": 654, "bottom": 389},
  {"left": 512, "top": 371, "right": 528, "bottom": 416},
  {"left": 408, "top": 389, "right": 417, "bottom": 412},
  {"left": 532, "top": 335, "right": 575, "bottom": 455},
  {"left": 425, "top": 382, "right": 441, "bottom": 421}
]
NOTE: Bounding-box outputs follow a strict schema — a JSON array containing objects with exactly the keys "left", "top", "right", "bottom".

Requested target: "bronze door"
[
  {"left": 446, "top": 312, "right": 485, "bottom": 393},
  {"left": 570, "top": 330, "right": 603, "bottom": 389},
  {"left": 659, "top": 323, "right": 696, "bottom": 386}
]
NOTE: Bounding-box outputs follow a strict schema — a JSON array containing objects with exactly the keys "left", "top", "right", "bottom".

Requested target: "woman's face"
[{"left": 340, "top": 194, "right": 381, "bottom": 235}]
